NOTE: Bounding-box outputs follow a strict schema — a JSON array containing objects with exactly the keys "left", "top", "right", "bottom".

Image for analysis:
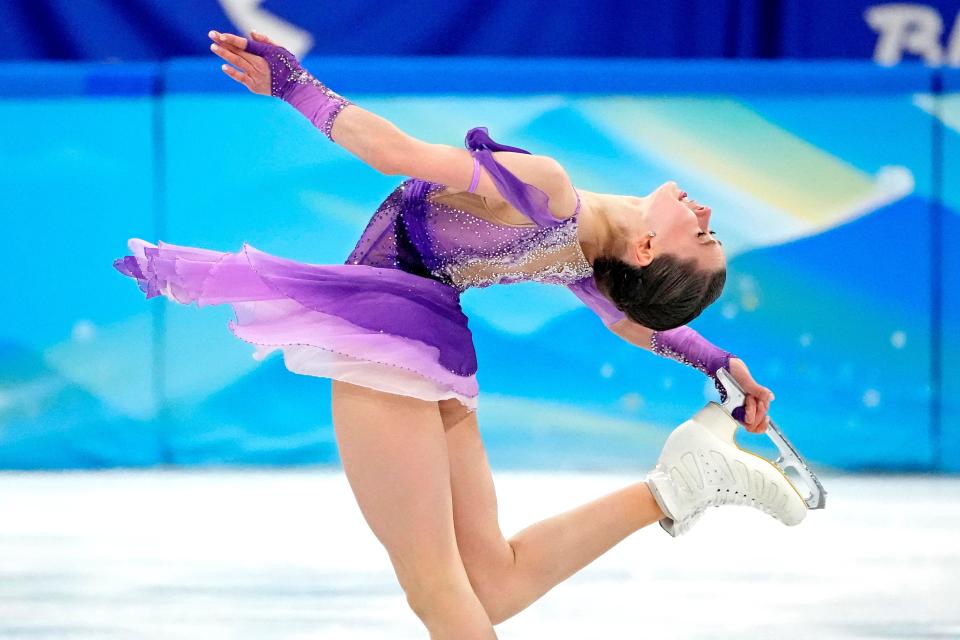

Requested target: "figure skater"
[{"left": 113, "top": 30, "right": 807, "bottom": 639}]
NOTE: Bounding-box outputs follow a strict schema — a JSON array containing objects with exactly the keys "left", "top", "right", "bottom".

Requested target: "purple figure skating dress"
[{"left": 113, "top": 126, "right": 625, "bottom": 410}]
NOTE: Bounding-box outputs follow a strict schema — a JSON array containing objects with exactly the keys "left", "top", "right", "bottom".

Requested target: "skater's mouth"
[{"left": 679, "top": 190, "right": 707, "bottom": 212}]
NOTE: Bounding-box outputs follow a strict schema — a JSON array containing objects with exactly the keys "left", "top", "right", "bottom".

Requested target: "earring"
[{"left": 648, "top": 231, "right": 657, "bottom": 238}]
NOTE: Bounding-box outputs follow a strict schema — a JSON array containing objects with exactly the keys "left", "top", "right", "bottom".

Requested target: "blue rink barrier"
[{"left": 1, "top": 58, "right": 956, "bottom": 472}]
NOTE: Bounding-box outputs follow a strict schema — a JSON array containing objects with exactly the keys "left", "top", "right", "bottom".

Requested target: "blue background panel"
[
  {"left": 0, "top": 59, "right": 950, "bottom": 470},
  {"left": 940, "top": 69, "right": 960, "bottom": 471},
  {"left": 0, "top": 95, "right": 161, "bottom": 467}
]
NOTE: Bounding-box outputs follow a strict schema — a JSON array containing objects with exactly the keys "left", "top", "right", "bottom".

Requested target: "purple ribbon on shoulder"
[
  {"left": 464, "top": 127, "right": 532, "bottom": 155},
  {"left": 461, "top": 127, "right": 564, "bottom": 228}
]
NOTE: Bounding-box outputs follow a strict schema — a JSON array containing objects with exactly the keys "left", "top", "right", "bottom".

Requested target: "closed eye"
[{"left": 697, "top": 231, "right": 722, "bottom": 246}]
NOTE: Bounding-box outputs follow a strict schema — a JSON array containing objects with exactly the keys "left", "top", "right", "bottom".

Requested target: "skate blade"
[
  {"left": 715, "top": 368, "right": 827, "bottom": 510},
  {"left": 765, "top": 419, "right": 827, "bottom": 509}
]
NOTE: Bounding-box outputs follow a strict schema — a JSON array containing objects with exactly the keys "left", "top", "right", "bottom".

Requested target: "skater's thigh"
[
  {"left": 331, "top": 380, "right": 464, "bottom": 580},
  {"left": 440, "top": 403, "right": 514, "bottom": 571}
]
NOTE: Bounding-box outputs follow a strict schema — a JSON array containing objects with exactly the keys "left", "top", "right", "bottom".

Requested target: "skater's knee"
[
  {"left": 470, "top": 574, "right": 522, "bottom": 625},
  {"left": 402, "top": 575, "right": 477, "bottom": 624},
  {"left": 461, "top": 543, "right": 522, "bottom": 624},
  {"left": 403, "top": 581, "right": 444, "bottom": 623}
]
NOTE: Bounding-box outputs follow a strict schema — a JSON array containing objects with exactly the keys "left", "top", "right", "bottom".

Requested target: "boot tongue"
[{"left": 693, "top": 402, "right": 739, "bottom": 442}]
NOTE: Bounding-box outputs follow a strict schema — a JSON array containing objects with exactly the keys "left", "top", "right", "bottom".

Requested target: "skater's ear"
[{"left": 632, "top": 233, "right": 655, "bottom": 268}]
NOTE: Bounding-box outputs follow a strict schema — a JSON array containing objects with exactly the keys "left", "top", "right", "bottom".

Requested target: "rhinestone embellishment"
[
  {"left": 262, "top": 47, "right": 352, "bottom": 141},
  {"left": 345, "top": 180, "right": 595, "bottom": 292}
]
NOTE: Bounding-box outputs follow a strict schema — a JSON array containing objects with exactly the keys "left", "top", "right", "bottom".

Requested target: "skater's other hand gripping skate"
[{"left": 727, "top": 357, "right": 773, "bottom": 434}]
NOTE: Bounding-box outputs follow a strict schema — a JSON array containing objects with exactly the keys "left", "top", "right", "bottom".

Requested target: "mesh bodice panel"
[
  {"left": 343, "top": 126, "right": 625, "bottom": 327},
  {"left": 345, "top": 178, "right": 593, "bottom": 292}
]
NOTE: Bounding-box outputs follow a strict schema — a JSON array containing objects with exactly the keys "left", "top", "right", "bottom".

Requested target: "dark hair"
[{"left": 592, "top": 254, "right": 726, "bottom": 331}]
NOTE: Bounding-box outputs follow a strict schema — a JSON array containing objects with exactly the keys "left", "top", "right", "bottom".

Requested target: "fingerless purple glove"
[
  {"left": 245, "top": 39, "right": 352, "bottom": 141},
  {"left": 650, "top": 326, "right": 736, "bottom": 402}
]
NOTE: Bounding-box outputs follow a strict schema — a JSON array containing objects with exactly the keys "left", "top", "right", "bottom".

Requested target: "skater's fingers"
[
  {"left": 210, "top": 30, "right": 250, "bottom": 51},
  {"left": 209, "top": 42, "right": 257, "bottom": 75},
  {"left": 756, "top": 395, "right": 768, "bottom": 420},
  {"left": 744, "top": 395, "right": 756, "bottom": 425},
  {"left": 754, "top": 398, "right": 770, "bottom": 433},
  {"left": 250, "top": 30, "right": 277, "bottom": 45},
  {"left": 748, "top": 414, "right": 769, "bottom": 433},
  {"left": 746, "top": 410, "right": 767, "bottom": 433},
  {"left": 747, "top": 395, "right": 770, "bottom": 433},
  {"left": 210, "top": 38, "right": 263, "bottom": 67},
  {"left": 209, "top": 38, "right": 243, "bottom": 54},
  {"left": 220, "top": 63, "right": 254, "bottom": 90}
]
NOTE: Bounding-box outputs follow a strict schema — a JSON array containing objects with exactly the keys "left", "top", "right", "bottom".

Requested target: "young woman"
[{"left": 113, "top": 30, "right": 805, "bottom": 639}]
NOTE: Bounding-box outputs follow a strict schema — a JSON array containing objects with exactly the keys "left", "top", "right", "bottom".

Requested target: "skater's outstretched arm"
[
  {"left": 207, "top": 29, "right": 577, "bottom": 220},
  {"left": 608, "top": 316, "right": 774, "bottom": 433}
]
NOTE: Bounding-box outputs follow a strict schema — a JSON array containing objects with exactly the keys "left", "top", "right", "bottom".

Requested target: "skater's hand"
[
  {"left": 207, "top": 29, "right": 276, "bottom": 96},
  {"left": 728, "top": 357, "right": 774, "bottom": 434}
]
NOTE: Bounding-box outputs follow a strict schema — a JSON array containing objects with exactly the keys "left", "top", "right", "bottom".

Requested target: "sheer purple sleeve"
[
  {"left": 567, "top": 276, "right": 626, "bottom": 326},
  {"left": 651, "top": 326, "right": 737, "bottom": 401},
  {"left": 568, "top": 274, "right": 739, "bottom": 401},
  {"left": 245, "top": 39, "right": 351, "bottom": 141}
]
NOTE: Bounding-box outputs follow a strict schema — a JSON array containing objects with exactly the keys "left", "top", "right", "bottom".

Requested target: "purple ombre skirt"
[{"left": 113, "top": 238, "right": 480, "bottom": 409}]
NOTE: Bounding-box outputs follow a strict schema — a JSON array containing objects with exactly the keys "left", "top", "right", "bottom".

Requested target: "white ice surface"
[{"left": 0, "top": 470, "right": 958, "bottom": 639}]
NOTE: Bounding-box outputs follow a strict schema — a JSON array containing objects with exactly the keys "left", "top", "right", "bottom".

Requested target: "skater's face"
[{"left": 632, "top": 181, "right": 725, "bottom": 270}]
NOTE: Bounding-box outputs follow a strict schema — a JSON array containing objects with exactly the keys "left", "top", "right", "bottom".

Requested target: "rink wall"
[{"left": 1, "top": 58, "right": 957, "bottom": 472}]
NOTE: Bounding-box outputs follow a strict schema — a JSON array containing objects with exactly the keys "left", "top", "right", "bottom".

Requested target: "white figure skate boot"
[{"left": 645, "top": 402, "right": 809, "bottom": 537}]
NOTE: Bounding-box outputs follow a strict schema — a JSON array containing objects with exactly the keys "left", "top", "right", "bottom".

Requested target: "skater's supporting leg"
[
  {"left": 440, "top": 403, "right": 663, "bottom": 625},
  {"left": 332, "top": 381, "right": 497, "bottom": 639}
]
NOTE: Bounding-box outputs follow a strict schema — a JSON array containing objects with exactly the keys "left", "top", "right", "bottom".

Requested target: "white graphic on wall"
[
  {"left": 865, "top": 3, "right": 960, "bottom": 66},
  {"left": 218, "top": 0, "right": 313, "bottom": 57}
]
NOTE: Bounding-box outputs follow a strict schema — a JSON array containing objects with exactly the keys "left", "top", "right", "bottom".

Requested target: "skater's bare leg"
[
  {"left": 440, "top": 402, "right": 664, "bottom": 625},
  {"left": 332, "top": 381, "right": 496, "bottom": 639}
]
